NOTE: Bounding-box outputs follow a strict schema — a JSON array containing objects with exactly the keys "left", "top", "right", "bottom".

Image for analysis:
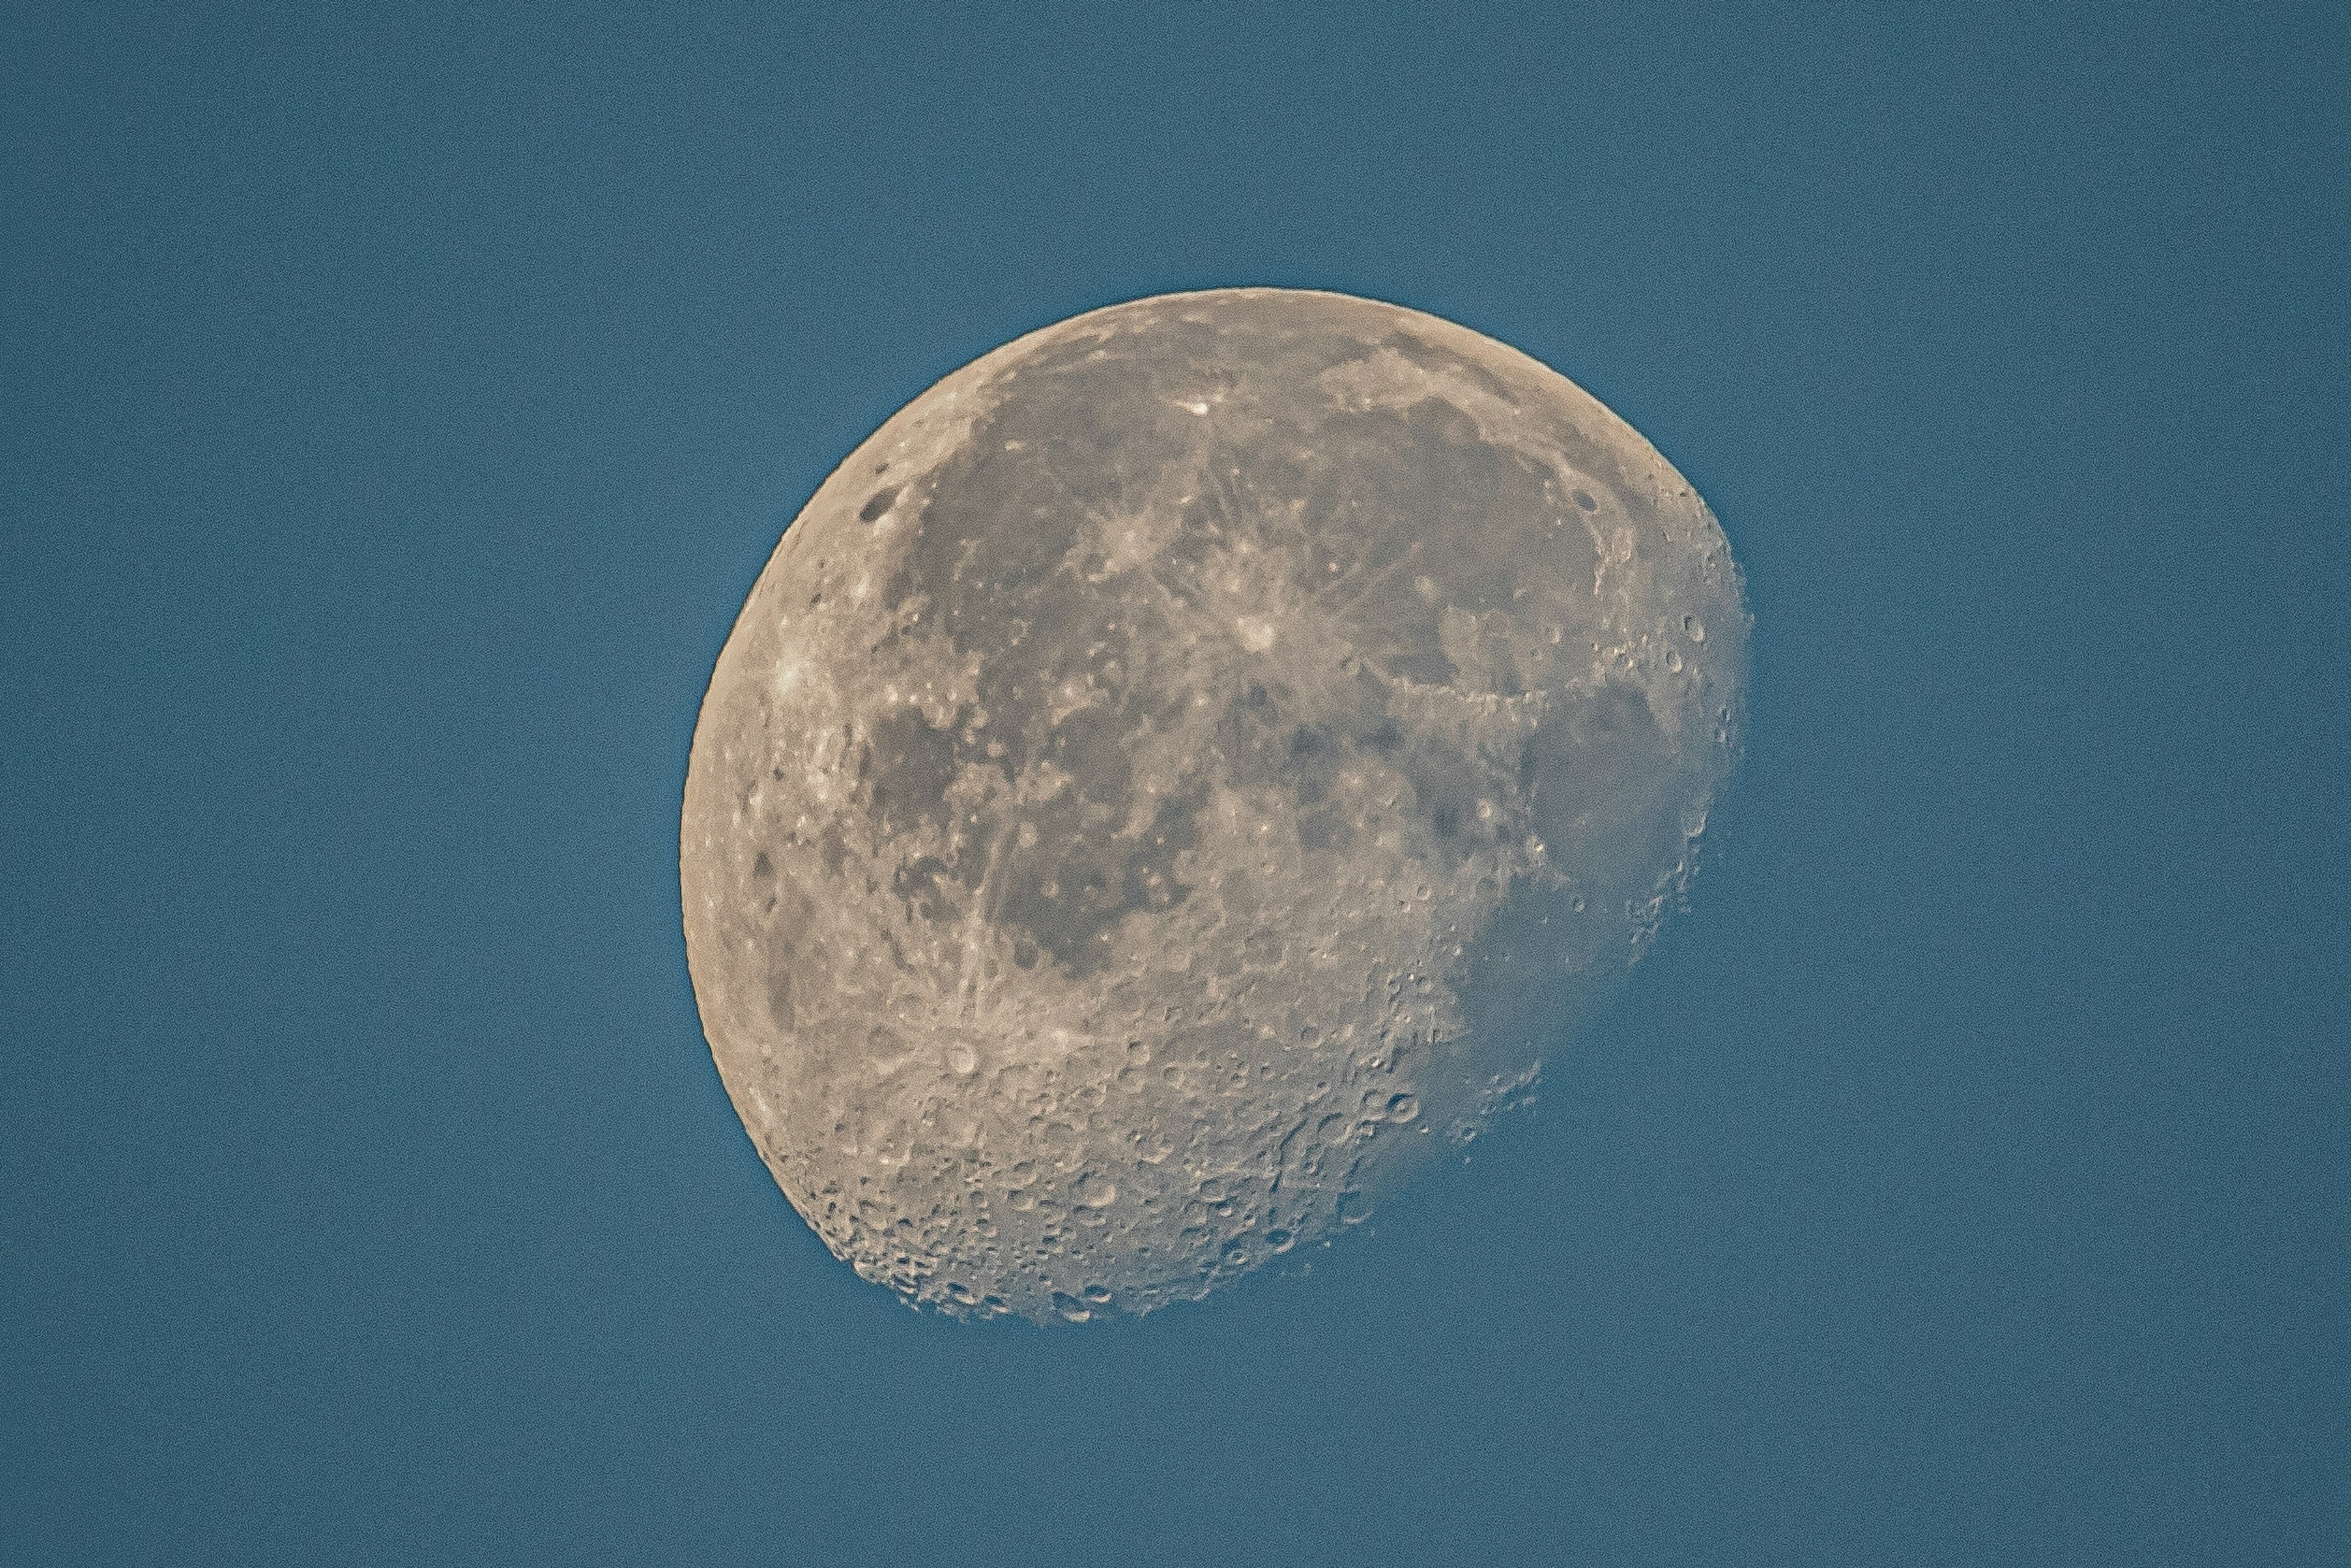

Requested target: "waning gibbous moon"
[{"left": 681, "top": 288, "right": 1748, "bottom": 1323}]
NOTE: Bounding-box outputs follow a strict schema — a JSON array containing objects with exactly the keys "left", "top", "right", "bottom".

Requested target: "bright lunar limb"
[{"left": 681, "top": 288, "right": 1748, "bottom": 1323}]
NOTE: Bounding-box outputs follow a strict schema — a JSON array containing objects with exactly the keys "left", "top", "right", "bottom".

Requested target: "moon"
[{"left": 681, "top": 288, "right": 1747, "bottom": 1322}]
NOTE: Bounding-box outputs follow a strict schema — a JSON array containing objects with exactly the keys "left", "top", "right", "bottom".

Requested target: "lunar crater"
[{"left": 683, "top": 288, "right": 1747, "bottom": 1322}]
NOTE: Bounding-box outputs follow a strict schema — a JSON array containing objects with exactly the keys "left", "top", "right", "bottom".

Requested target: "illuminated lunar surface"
[{"left": 681, "top": 288, "right": 1748, "bottom": 1323}]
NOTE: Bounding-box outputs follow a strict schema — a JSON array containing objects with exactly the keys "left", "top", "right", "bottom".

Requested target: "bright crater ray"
[{"left": 681, "top": 288, "right": 1748, "bottom": 1323}]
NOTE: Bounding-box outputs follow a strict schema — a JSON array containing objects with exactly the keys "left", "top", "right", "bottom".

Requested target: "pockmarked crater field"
[{"left": 681, "top": 288, "right": 1748, "bottom": 1323}]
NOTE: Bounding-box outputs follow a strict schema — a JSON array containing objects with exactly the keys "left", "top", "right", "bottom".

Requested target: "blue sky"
[{"left": 6, "top": 5, "right": 2347, "bottom": 1563}]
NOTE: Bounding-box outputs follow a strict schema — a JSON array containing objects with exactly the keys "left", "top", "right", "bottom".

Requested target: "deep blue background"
[{"left": 7, "top": 5, "right": 2347, "bottom": 1563}]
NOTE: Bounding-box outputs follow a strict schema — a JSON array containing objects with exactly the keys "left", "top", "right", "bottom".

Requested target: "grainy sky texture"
[{"left": 5, "top": 5, "right": 2347, "bottom": 1564}]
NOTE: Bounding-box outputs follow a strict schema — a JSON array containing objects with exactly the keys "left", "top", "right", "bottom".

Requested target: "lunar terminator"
[{"left": 681, "top": 288, "right": 1747, "bottom": 1322}]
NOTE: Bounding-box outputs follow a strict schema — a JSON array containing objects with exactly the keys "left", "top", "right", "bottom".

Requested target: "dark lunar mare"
[{"left": 855, "top": 312, "right": 1646, "bottom": 977}]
